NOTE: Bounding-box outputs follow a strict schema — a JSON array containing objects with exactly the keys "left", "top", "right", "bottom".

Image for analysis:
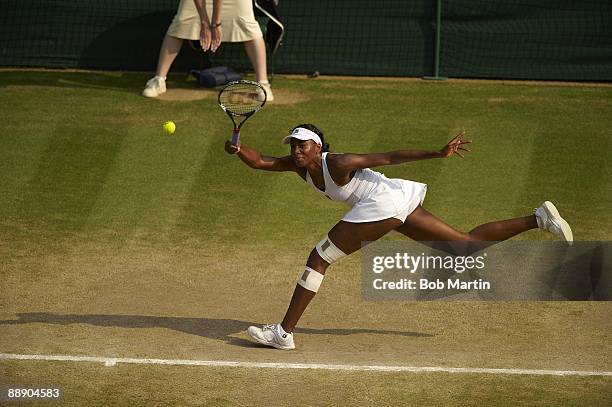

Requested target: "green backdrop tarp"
[{"left": 1, "top": 0, "right": 610, "bottom": 80}]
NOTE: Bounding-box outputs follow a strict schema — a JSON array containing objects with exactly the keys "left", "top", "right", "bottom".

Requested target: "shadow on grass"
[
  {"left": 0, "top": 312, "right": 433, "bottom": 348},
  {"left": 0, "top": 70, "right": 205, "bottom": 95}
]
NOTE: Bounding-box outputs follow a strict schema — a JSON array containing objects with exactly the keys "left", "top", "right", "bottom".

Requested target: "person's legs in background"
[
  {"left": 143, "top": 34, "right": 184, "bottom": 98},
  {"left": 244, "top": 36, "right": 274, "bottom": 100}
]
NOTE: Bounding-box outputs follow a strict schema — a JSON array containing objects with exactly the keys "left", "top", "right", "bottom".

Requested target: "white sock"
[
  {"left": 534, "top": 209, "right": 544, "bottom": 229},
  {"left": 278, "top": 323, "right": 290, "bottom": 335},
  {"left": 155, "top": 75, "right": 166, "bottom": 81}
]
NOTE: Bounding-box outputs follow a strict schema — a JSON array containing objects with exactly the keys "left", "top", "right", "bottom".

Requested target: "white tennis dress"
[{"left": 306, "top": 153, "right": 427, "bottom": 223}]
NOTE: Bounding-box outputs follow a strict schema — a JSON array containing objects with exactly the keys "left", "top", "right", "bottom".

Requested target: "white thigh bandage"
[
  {"left": 297, "top": 266, "right": 324, "bottom": 293},
  {"left": 315, "top": 235, "right": 347, "bottom": 264}
]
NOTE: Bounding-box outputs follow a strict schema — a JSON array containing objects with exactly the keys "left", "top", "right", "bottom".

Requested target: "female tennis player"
[{"left": 225, "top": 124, "right": 573, "bottom": 350}]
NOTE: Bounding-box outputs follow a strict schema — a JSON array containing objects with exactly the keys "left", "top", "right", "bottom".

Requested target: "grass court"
[{"left": 1, "top": 70, "right": 611, "bottom": 405}]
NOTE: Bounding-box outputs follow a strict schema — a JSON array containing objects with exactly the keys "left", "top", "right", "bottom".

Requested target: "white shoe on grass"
[
  {"left": 534, "top": 201, "right": 573, "bottom": 245},
  {"left": 142, "top": 76, "right": 166, "bottom": 98},
  {"left": 247, "top": 323, "right": 295, "bottom": 350},
  {"left": 258, "top": 81, "right": 274, "bottom": 101}
]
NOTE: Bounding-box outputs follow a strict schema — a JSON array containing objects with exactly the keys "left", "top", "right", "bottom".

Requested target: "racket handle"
[{"left": 231, "top": 128, "right": 241, "bottom": 146}]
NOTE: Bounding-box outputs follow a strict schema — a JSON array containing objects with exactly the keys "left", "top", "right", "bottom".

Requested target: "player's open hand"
[
  {"left": 440, "top": 130, "right": 472, "bottom": 158},
  {"left": 225, "top": 140, "right": 241, "bottom": 155}
]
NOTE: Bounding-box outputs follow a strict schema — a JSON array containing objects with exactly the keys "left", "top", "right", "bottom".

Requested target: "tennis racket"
[{"left": 218, "top": 80, "right": 267, "bottom": 146}]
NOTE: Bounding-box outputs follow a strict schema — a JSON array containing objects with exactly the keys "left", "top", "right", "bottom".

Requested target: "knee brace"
[
  {"left": 315, "top": 235, "right": 347, "bottom": 265},
  {"left": 297, "top": 266, "right": 324, "bottom": 293}
]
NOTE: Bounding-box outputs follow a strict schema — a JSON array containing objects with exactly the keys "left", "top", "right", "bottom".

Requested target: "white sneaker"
[
  {"left": 247, "top": 323, "right": 295, "bottom": 350},
  {"left": 534, "top": 201, "right": 573, "bottom": 245},
  {"left": 258, "top": 81, "right": 274, "bottom": 101},
  {"left": 142, "top": 76, "right": 166, "bottom": 98}
]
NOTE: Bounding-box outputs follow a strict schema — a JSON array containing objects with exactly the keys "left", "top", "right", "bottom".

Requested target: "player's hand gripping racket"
[{"left": 218, "top": 80, "right": 267, "bottom": 146}]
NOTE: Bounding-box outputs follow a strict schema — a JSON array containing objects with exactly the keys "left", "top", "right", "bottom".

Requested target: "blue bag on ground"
[{"left": 190, "top": 66, "right": 242, "bottom": 87}]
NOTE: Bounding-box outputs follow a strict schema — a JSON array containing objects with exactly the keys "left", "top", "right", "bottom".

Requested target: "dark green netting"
[{"left": 0, "top": 0, "right": 610, "bottom": 80}]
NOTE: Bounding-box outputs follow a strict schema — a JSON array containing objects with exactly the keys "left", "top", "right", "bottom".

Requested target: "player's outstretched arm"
[
  {"left": 224, "top": 141, "right": 300, "bottom": 173},
  {"left": 336, "top": 130, "right": 472, "bottom": 171}
]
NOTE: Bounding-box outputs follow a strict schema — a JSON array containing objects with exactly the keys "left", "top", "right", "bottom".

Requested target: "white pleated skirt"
[
  {"left": 342, "top": 179, "right": 427, "bottom": 224},
  {"left": 167, "top": 0, "right": 263, "bottom": 42}
]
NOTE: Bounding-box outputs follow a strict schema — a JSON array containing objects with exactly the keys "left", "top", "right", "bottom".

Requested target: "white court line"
[{"left": 1, "top": 353, "right": 611, "bottom": 377}]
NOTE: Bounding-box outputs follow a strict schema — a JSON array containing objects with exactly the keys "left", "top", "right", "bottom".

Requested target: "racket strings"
[{"left": 219, "top": 83, "right": 266, "bottom": 115}]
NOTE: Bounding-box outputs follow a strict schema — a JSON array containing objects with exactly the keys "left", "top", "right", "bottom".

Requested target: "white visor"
[{"left": 282, "top": 127, "right": 322, "bottom": 146}]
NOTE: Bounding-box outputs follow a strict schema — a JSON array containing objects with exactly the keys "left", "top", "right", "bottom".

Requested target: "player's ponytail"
[
  {"left": 292, "top": 123, "right": 330, "bottom": 152},
  {"left": 321, "top": 138, "right": 331, "bottom": 153}
]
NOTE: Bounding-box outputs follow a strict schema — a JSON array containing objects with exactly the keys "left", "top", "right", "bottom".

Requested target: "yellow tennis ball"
[{"left": 163, "top": 121, "right": 176, "bottom": 135}]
